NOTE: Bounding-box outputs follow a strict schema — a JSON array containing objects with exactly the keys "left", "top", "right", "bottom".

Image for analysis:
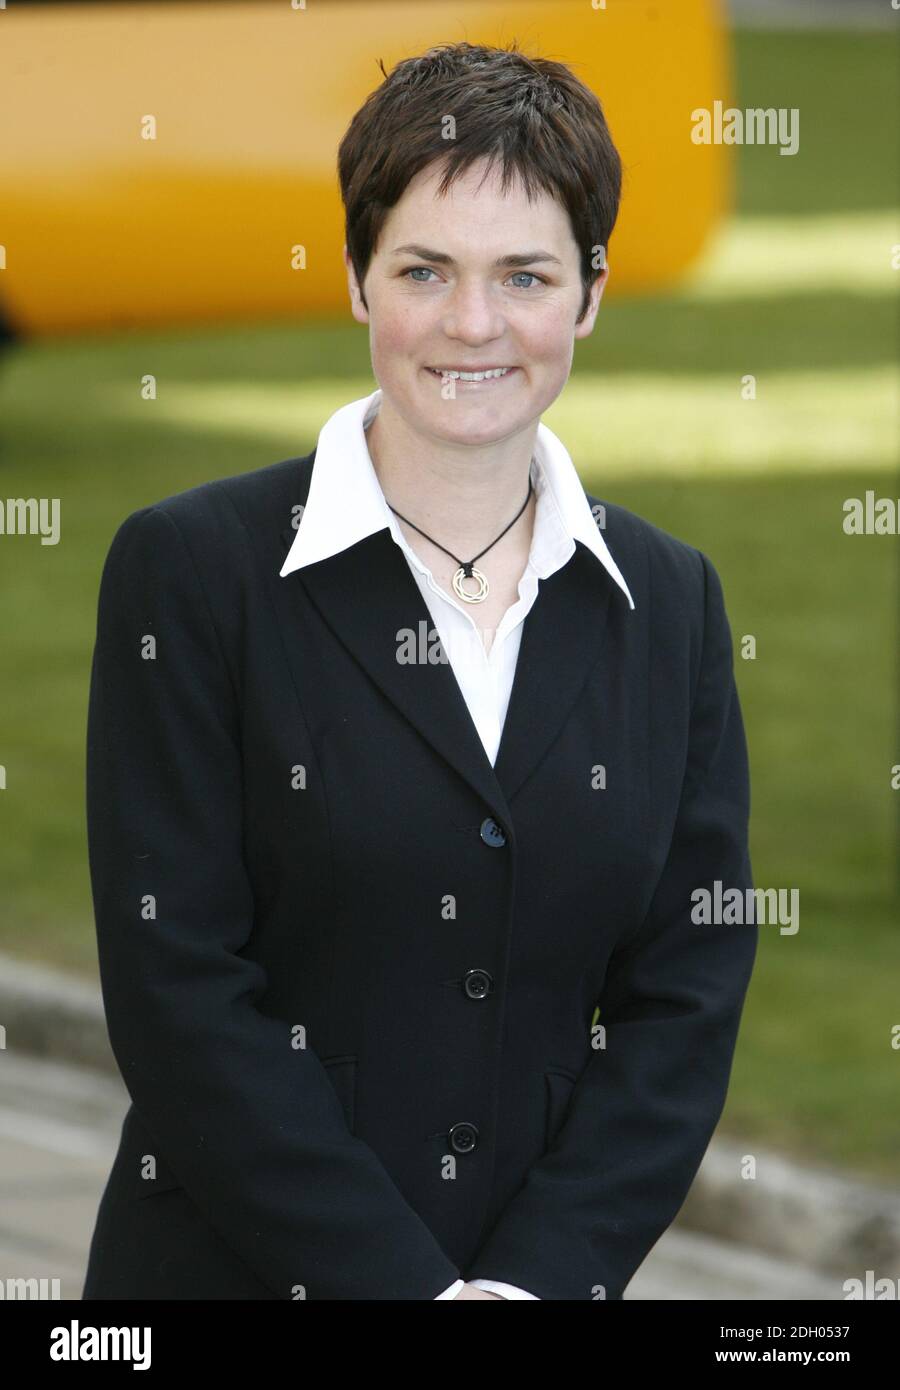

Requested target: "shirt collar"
[{"left": 279, "top": 387, "right": 635, "bottom": 611}]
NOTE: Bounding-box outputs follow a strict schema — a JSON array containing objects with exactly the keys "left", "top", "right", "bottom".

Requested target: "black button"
[
  {"left": 463, "top": 968, "right": 493, "bottom": 1000},
  {"left": 480, "top": 817, "right": 506, "bottom": 847},
  {"left": 448, "top": 1122, "right": 479, "bottom": 1154}
]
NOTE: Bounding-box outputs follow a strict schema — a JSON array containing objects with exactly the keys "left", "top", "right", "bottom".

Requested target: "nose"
[{"left": 441, "top": 278, "right": 507, "bottom": 345}]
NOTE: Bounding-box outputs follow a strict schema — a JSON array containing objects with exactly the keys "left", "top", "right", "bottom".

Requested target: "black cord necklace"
[{"left": 386, "top": 477, "right": 533, "bottom": 605}]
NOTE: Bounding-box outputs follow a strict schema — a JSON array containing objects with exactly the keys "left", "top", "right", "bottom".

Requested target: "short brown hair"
[{"left": 337, "top": 40, "right": 622, "bottom": 324}]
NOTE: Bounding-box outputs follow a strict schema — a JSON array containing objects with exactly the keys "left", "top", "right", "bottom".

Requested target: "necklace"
[{"left": 386, "top": 477, "right": 533, "bottom": 604}]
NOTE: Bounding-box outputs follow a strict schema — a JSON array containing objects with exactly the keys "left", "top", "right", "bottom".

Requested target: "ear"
[
  {"left": 573, "top": 265, "right": 609, "bottom": 341},
  {"left": 344, "top": 245, "right": 370, "bottom": 325}
]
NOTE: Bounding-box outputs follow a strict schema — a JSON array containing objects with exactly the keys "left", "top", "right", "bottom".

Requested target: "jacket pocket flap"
[
  {"left": 321, "top": 1053, "right": 357, "bottom": 1135},
  {"left": 115, "top": 1106, "right": 183, "bottom": 1201},
  {"left": 544, "top": 1067, "right": 577, "bottom": 1152}
]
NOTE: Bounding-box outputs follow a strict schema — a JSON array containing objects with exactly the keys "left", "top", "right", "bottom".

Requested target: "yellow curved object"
[{"left": 0, "top": 0, "right": 731, "bottom": 336}]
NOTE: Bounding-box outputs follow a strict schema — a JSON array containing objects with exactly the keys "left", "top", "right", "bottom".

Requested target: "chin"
[
  {"left": 422, "top": 413, "right": 524, "bottom": 448},
  {"left": 410, "top": 383, "right": 532, "bottom": 439}
]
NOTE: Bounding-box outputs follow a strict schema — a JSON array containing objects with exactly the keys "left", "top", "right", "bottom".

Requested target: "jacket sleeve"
[
  {"left": 465, "top": 549, "right": 758, "bottom": 1300},
  {"left": 86, "top": 504, "right": 461, "bottom": 1300}
]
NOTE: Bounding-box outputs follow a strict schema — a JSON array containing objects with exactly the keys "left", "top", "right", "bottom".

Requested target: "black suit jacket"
[{"left": 81, "top": 445, "right": 757, "bottom": 1300}]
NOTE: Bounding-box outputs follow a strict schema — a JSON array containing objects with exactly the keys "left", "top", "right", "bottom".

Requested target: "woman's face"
[{"left": 345, "top": 157, "right": 607, "bottom": 450}]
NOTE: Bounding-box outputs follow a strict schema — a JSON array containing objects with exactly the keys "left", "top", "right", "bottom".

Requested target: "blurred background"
[{"left": 0, "top": 0, "right": 897, "bottom": 1298}]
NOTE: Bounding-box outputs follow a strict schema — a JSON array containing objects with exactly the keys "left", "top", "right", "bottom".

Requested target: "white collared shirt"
[
  {"left": 281, "top": 389, "right": 634, "bottom": 768},
  {"left": 280, "top": 388, "right": 634, "bottom": 1299}
]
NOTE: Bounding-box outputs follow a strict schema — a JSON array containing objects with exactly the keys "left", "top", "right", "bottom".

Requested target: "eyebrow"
[{"left": 390, "top": 243, "right": 563, "bottom": 268}]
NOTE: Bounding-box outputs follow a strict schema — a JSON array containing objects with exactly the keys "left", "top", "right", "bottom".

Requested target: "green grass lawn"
[{"left": 0, "top": 27, "right": 897, "bottom": 1182}]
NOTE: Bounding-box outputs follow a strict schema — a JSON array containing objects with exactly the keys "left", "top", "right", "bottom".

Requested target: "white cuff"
[
  {"left": 434, "top": 1279, "right": 466, "bottom": 1299},
  {"left": 470, "top": 1279, "right": 540, "bottom": 1299}
]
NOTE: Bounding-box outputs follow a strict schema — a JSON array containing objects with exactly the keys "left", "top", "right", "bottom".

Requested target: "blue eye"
[{"left": 401, "top": 266, "right": 547, "bottom": 289}]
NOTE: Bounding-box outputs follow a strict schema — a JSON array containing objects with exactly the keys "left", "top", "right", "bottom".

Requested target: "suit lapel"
[
  {"left": 276, "top": 455, "right": 616, "bottom": 826},
  {"left": 492, "top": 547, "right": 613, "bottom": 803}
]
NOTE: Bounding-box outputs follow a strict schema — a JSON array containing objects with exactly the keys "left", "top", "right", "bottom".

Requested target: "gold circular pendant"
[{"left": 452, "top": 565, "right": 489, "bottom": 604}]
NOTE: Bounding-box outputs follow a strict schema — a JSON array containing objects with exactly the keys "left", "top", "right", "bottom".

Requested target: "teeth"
[{"left": 430, "top": 367, "right": 512, "bottom": 381}]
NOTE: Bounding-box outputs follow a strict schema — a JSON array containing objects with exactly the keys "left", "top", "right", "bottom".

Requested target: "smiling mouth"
[{"left": 426, "top": 366, "right": 515, "bottom": 381}]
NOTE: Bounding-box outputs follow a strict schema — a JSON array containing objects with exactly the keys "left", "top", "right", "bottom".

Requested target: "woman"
[{"left": 82, "top": 40, "right": 757, "bottom": 1301}]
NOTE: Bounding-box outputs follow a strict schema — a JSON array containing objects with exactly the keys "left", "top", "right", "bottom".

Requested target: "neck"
[{"left": 365, "top": 394, "right": 537, "bottom": 559}]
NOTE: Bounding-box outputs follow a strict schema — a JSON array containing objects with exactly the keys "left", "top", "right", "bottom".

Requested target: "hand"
[{"left": 452, "top": 1283, "right": 505, "bottom": 1299}]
